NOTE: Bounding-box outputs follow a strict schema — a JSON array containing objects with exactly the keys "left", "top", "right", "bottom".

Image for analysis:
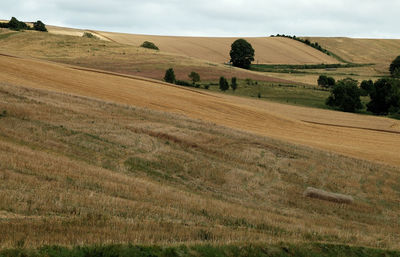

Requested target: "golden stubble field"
[
  {"left": 0, "top": 29, "right": 293, "bottom": 83},
  {"left": 0, "top": 54, "right": 399, "bottom": 167},
  {"left": 43, "top": 25, "right": 339, "bottom": 65},
  {"left": 1, "top": 81, "right": 400, "bottom": 249}
]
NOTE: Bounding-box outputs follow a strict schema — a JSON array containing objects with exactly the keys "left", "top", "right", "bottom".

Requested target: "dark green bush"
[
  {"left": 33, "top": 20, "right": 47, "bottom": 32},
  {"left": 140, "top": 41, "right": 159, "bottom": 50},
  {"left": 82, "top": 32, "right": 98, "bottom": 39}
]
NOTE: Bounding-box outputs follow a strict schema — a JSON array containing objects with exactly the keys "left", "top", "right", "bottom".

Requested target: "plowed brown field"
[{"left": 1, "top": 54, "right": 399, "bottom": 166}]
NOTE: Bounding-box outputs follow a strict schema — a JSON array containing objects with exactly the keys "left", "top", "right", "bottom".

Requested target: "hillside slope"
[
  {"left": 1, "top": 81, "right": 400, "bottom": 249},
  {"left": 0, "top": 29, "right": 292, "bottom": 83},
  {"left": 45, "top": 25, "right": 339, "bottom": 65},
  {"left": 307, "top": 37, "right": 400, "bottom": 72},
  {"left": 0, "top": 54, "right": 399, "bottom": 167}
]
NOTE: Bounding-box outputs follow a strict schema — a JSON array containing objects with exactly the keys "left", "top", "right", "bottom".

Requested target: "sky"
[{"left": 1, "top": 0, "right": 399, "bottom": 38}]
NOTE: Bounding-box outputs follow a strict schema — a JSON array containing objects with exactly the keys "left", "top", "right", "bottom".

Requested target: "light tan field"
[
  {"left": 0, "top": 29, "right": 292, "bottom": 83},
  {"left": 308, "top": 37, "right": 400, "bottom": 73},
  {"left": 0, "top": 54, "right": 399, "bottom": 167},
  {"left": 44, "top": 25, "right": 339, "bottom": 65},
  {"left": 1, "top": 76, "right": 400, "bottom": 249}
]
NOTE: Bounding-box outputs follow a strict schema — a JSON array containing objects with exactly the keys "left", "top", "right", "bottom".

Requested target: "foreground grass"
[{"left": 1, "top": 243, "right": 399, "bottom": 257}]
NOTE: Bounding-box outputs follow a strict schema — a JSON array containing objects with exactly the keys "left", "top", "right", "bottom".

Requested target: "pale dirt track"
[
  {"left": 1, "top": 55, "right": 399, "bottom": 166},
  {"left": 45, "top": 26, "right": 338, "bottom": 65}
]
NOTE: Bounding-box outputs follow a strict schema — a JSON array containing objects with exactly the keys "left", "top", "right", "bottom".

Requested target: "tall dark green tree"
[
  {"left": 367, "top": 79, "right": 400, "bottom": 115},
  {"left": 390, "top": 56, "right": 400, "bottom": 77},
  {"left": 326, "top": 78, "right": 362, "bottom": 112},
  {"left": 231, "top": 77, "right": 237, "bottom": 91},
  {"left": 229, "top": 39, "right": 255, "bottom": 69},
  {"left": 164, "top": 68, "right": 176, "bottom": 84},
  {"left": 219, "top": 76, "right": 229, "bottom": 91}
]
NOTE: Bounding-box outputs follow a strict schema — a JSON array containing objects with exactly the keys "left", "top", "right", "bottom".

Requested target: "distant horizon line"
[{"left": 1, "top": 18, "right": 399, "bottom": 39}]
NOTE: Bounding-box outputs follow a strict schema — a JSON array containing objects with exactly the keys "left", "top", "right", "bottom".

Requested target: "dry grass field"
[
  {"left": 44, "top": 25, "right": 339, "bottom": 65},
  {"left": 89, "top": 31, "right": 339, "bottom": 65},
  {"left": 1, "top": 25, "right": 400, "bottom": 251},
  {"left": 0, "top": 54, "right": 399, "bottom": 166},
  {"left": 0, "top": 29, "right": 291, "bottom": 83},
  {"left": 1, "top": 81, "right": 400, "bottom": 249},
  {"left": 307, "top": 37, "right": 400, "bottom": 74}
]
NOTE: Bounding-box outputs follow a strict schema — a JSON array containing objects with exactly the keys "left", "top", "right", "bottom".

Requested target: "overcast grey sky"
[{"left": 1, "top": 0, "right": 399, "bottom": 38}]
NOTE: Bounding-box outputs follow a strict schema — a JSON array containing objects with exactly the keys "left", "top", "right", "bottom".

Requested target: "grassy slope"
[
  {"left": 1, "top": 55, "right": 399, "bottom": 166},
  {"left": 307, "top": 37, "right": 400, "bottom": 74},
  {"left": 45, "top": 25, "right": 339, "bottom": 65},
  {"left": 0, "top": 29, "right": 288, "bottom": 83},
  {"left": 1, "top": 83, "right": 400, "bottom": 250}
]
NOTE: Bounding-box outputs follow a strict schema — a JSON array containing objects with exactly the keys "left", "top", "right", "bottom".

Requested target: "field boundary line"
[{"left": 302, "top": 120, "right": 400, "bottom": 135}]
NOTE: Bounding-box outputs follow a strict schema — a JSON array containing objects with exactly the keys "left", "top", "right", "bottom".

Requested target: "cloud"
[{"left": 0, "top": 0, "right": 399, "bottom": 38}]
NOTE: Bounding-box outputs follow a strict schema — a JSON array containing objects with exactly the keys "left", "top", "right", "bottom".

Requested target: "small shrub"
[
  {"left": 175, "top": 80, "right": 192, "bottom": 87},
  {"left": 204, "top": 85, "right": 210, "bottom": 90},
  {"left": 140, "top": 41, "right": 159, "bottom": 50},
  {"left": 82, "top": 32, "right": 98, "bottom": 39}
]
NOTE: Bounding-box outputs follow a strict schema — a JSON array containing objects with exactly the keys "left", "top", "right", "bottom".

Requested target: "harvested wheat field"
[
  {"left": 1, "top": 75, "right": 400, "bottom": 249},
  {"left": 0, "top": 54, "right": 399, "bottom": 167},
  {"left": 307, "top": 37, "right": 400, "bottom": 72},
  {"left": 44, "top": 26, "right": 339, "bottom": 65},
  {"left": 0, "top": 29, "right": 293, "bottom": 83}
]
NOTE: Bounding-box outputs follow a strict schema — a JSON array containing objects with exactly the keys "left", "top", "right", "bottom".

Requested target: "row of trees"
[
  {"left": 219, "top": 77, "right": 237, "bottom": 91},
  {"left": 0, "top": 17, "right": 47, "bottom": 32},
  {"left": 164, "top": 68, "right": 238, "bottom": 92},
  {"left": 164, "top": 68, "right": 201, "bottom": 87},
  {"left": 325, "top": 55, "right": 400, "bottom": 114},
  {"left": 326, "top": 77, "right": 400, "bottom": 115},
  {"left": 271, "top": 34, "right": 332, "bottom": 57}
]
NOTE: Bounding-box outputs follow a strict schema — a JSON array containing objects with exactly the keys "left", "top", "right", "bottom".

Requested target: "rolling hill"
[
  {"left": 307, "top": 37, "right": 400, "bottom": 73},
  {"left": 1, "top": 24, "right": 400, "bottom": 252},
  {"left": 1, "top": 55, "right": 400, "bottom": 249},
  {"left": 45, "top": 25, "right": 340, "bottom": 65}
]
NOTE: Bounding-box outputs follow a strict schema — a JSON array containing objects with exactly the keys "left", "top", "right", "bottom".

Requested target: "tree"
[
  {"left": 327, "top": 77, "right": 336, "bottom": 87},
  {"left": 229, "top": 39, "right": 255, "bottom": 69},
  {"left": 390, "top": 56, "right": 400, "bottom": 77},
  {"left": 8, "top": 17, "right": 29, "bottom": 31},
  {"left": 33, "top": 20, "right": 47, "bottom": 32},
  {"left": 367, "top": 79, "right": 400, "bottom": 115},
  {"left": 231, "top": 77, "right": 237, "bottom": 91},
  {"left": 360, "top": 80, "right": 374, "bottom": 96},
  {"left": 188, "top": 72, "right": 200, "bottom": 85},
  {"left": 318, "top": 75, "right": 335, "bottom": 88},
  {"left": 219, "top": 76, "right": 229, "bottom": 91},
  {"left": 164, "top": 68, "right": 176, "bottom": 84},
  {"left": 326, "top": 78, "right": 362, "bottom": 112},
  {"left": 317, "top": 75, "right": 328, "bottom": 87}
]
